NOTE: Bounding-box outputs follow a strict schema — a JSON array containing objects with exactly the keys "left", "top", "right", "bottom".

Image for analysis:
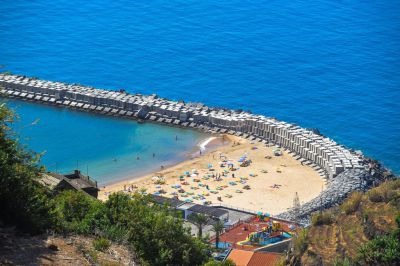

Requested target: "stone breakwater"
[
  {"left": 277, "top": 169, "right": 370, "bottom": 224},
  {"left": 0, "top": 74, "right": 377, "bottom": 219}
]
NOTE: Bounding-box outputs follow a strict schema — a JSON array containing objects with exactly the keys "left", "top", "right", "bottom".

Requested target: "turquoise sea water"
[
  {"left": 5, "top": 99, "right": 206, "bottom": 184},
  {"left": 0, "top": 1, "right": 399, "bottom": 174}
]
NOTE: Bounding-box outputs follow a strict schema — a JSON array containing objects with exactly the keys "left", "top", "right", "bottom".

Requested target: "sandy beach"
[{"left": 99, "top": 135, "right": 325, "bottom": 215}]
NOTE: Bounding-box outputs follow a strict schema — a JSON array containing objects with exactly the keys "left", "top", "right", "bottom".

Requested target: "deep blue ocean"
[{"left": 0, "top": 0, "right": 399, "bottom": 178}]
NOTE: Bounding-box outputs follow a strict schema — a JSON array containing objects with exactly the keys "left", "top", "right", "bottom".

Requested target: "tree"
[
  {"left": 211, "top": 220, "right": 225, "bottom": 249},
  {"left": 189, "top": 213, "right": 209, "bottom": 238},
  {"left": 0, "top": 103, "right": 210, "bottom": 264},
  {"left": 52, "top": 190, "right": 103, "bottom": 234},
  {"left": 204, "top": 259, "right": 236, "bottom": 266},
  {"left": 0, "top": 104, "right": 53, "bottom": 234}
]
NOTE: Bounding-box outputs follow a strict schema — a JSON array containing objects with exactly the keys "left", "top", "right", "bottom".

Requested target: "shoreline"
[
  {"left": 99, "top": 134, "right": 326, "bottom": 215},
  {"left": 99, "top": 135, "right": 229, "bottom": 187},
  {"left": 1, "top": 74, "right": 372, "bottom": 218}
]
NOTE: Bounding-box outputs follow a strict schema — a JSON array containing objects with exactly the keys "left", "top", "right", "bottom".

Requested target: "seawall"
[{"left": 0, "top": 74, "right": 380, "bottom": 221}]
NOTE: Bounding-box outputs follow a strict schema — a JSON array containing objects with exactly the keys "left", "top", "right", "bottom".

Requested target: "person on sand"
[{"left": 232, "top": 173, "right": 235, "bottom": 178}]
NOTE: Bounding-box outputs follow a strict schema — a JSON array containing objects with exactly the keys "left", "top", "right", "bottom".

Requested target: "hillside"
[
  {"left": 0, "top": 227, "right": 136, "bottom": 265},
  {"left": 286, "top": 179, "right": 400, "bottom": 266}
]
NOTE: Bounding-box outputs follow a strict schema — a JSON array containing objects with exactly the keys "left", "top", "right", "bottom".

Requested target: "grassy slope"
[{"left": 297, "top": 179, "right": 400, "bottom": 265}]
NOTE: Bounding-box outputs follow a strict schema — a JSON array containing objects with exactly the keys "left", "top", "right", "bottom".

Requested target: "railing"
[{"left": 211, "top": 203, "right": 302, "bottom": 226}]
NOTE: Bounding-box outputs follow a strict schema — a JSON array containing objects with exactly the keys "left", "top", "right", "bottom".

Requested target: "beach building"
[
  {"left": 40, "top": 170, "right": 99, "bottom": 198},
  {"left": 150, "top": 195, "right": 229, "bottom": 221},
  {"left": 150, "top": 194, "right": 185, "bottom": 208},
  {"left": 186, "top": 203, "right": 229, "bottom": 221}
]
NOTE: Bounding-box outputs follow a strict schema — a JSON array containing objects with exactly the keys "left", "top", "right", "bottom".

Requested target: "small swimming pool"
[
  {"left": 216, "top": 242, "right": 232, "bottom": 249},
  {"left": 260, "top": 232, "right": 291, "bottom": 246}
]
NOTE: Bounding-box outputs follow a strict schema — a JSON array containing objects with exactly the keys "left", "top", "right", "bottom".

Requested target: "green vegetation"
[
  {"left": 204, "top": 259, "right": 236, "bottom": 266},
  {"left": 340, "top": 192, "right": 363, "bottom": 214},
  {"left": 332, "top": 257, "right": 353, "bottom": 266},
  {"left": 290, "top": 179, "right": 400, "bottom": 266},
  {"left": 357, "top": 214, "right": 400, "bottom": 265},
  {"left": 0, "top": 103, "right": 53, "bottom": 234},
  {"left": 311, "top": 210, "right": 334, "bottom": 226},
  {"left": 293, "top": 228, "right": 308, "bottom": 257},
  {"left": 367, "top": 180, "right": 400, "bottom": 203},
  {"left": 0, "top": 104, "right": 210, "bottom": 265},
  {"left": 189, "top": 213, "right": 209, "bottom": 238},
  {"left": 211, "top": 220, "right": 225, "bottom": 249},
  {"left": 93, "top": 237, "right": 111, "bottom": 252}
]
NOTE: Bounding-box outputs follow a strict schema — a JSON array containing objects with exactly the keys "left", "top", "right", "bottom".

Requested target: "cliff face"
[
  {"left": 285, "top": 178, "right": 400, "bottom": 266},
  {"left": 0, "top": 227, "right": 138, "bottom": 266}
]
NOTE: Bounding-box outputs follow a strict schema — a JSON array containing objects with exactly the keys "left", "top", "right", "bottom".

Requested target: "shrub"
[
  {"left": 357, "top": 235, "right": 400, "bottom": 265},
  {"left": 368, "top": 181, "right": 400, "bottom": 203},
  {"left": 387, "top": 179, "right": 400, "bottom": 190},
  {"left": 204, "top": 259, "right": 236, "bottom": 266},
  {"left": 93, "top": 237, "right": 111, "bottom": 252},
  {"left": 0, "top": 104, "right": 54, "bottom": 234},
  {"left": 368, "top": 187, "right": 384, "bottom": 202},
  {"left": 333, "top": 257, "right": 353, "bottom": 266},
  {"left": 52, "top": 190, "right": 106, "bottom": 234},
  {"left": 293, "top": 228, "right": 309, "bottom": 256},
  {"left": 311, "top": 211, "right": 334, "bottom": 226},
  {"left": 357, "top": 213, "right": 400, "bottom": 265},
  {"left": 341, "top": 192, "right": 363, "bottom": 214}
]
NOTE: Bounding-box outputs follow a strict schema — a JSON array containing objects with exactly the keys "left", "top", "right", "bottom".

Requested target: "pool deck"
[{"left": 211, "top": 217, "right": 295, "bottom": 251}]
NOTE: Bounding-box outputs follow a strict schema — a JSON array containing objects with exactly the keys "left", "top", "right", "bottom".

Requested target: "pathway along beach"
[{"left": 100, "top": 135, "right": 325, "bottom": 215}]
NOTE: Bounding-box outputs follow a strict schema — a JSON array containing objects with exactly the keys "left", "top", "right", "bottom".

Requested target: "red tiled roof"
[
  {"left": 227, "top": 250, "right": 253, "bottom": 266},
  {"left": 248, "top": 252, "right": 281, "bottom": 266},
  {"left": 227, "top": 250, "right": 281, "bottom": 266}
]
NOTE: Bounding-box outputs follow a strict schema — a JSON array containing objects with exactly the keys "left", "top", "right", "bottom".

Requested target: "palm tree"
[
  {"left": 211, "top": 220, "right": 225, "bottom": 249},
  {"left": 189, "top": 213, "right": 209, "bottom": 238}
]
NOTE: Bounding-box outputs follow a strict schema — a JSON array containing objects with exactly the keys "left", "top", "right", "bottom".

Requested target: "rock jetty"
[{"left": 0, "top": 73, "right": 379, "bottom": 221}]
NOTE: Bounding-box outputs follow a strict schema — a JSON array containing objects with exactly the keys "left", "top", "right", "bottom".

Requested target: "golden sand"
[{"left": 99, "top": 135, "right": 325, "bottom": 215}]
